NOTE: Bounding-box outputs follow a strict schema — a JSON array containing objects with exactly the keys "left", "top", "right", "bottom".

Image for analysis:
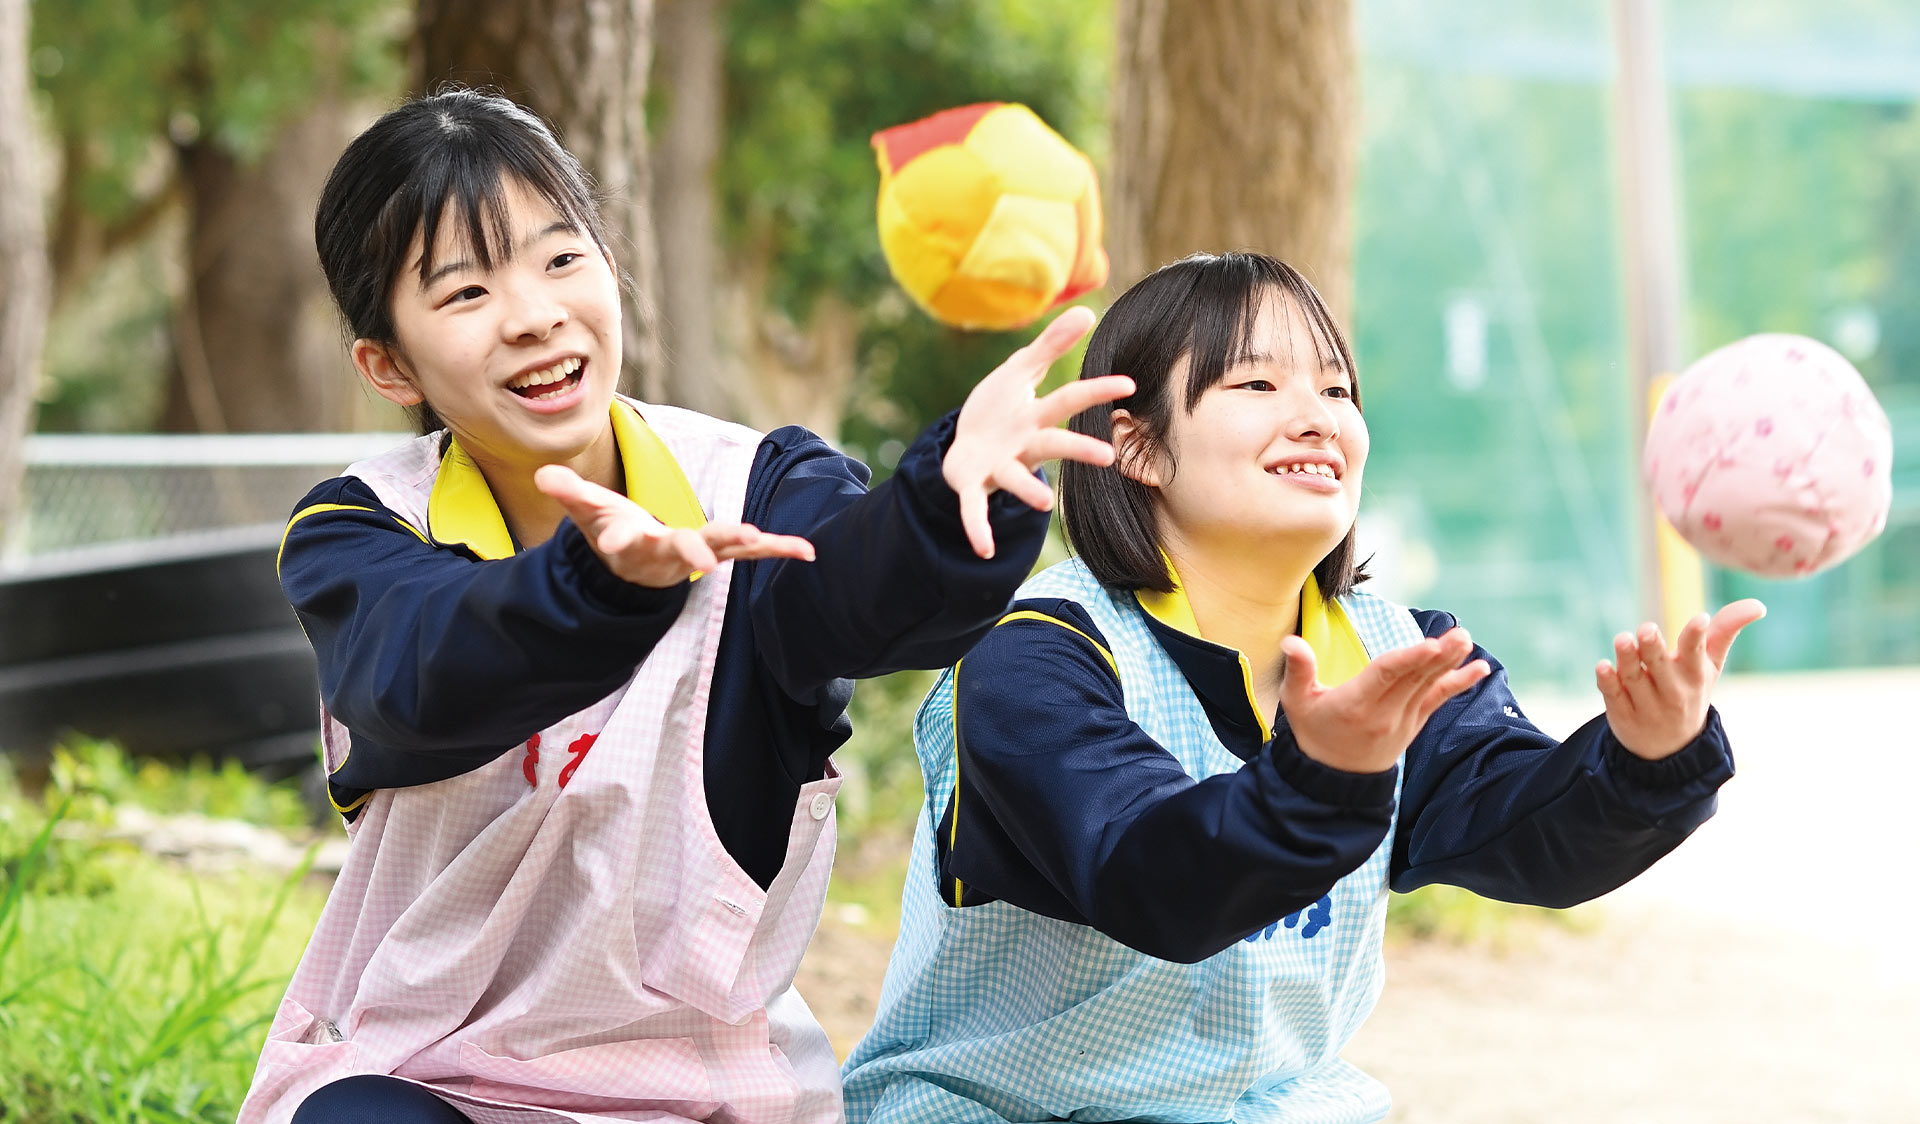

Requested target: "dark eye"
[
  {"left": 1323, "top": 385, "right": 1352, "bottom": 400},
  {"left": 446, "top": 285, "right": 486, "bottom": 304},
  {"left": 1238, "top": 379, "right": 1277, "bottom": 392},
  {"left": 550, "top": 252, "right": 583, "bottom": 270}
]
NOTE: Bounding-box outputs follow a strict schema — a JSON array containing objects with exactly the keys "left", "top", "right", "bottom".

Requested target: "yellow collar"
[
  {"left": 427, "top": 401, "right": 708, "bottom": 560},
  {"left": 1135, "top": 563, "right": 1371, "bottom": 740}
]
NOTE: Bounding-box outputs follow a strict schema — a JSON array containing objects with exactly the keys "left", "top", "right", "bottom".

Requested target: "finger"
[
  {"left": 1704, "top": 599, "right": 1766, "bottom": 671},
  {"left": 1415, "top": 658, "right": 1492, "bottom": 722},
  {"left": 1011, "top": 305, "right": 1097, "bottom": 383},
  {"left": 1370, "top": 640, "right": 1452, "bottom": 713},
  {"left": 1360, "top": 641, "right": 1425, "bottom": 693},
  {"left": 1675, "top": 612, "right": 1711, "bottom": 671},
  {"left": 993, "top": 461, "right": 1056, "bottom": 512},
  {"left": 1595, "top": 659, "right": 1631, "bottom": 714},
  {"left": 696, "top": 524, "right": 761, "bottom": 553},
  {"left": 712, "top": 533, "right": 817, "bottom": 563},
  {"left": 597, "top": 516, "right": 662, "bottom": 557},
  {"left": 958, "top": 485, "right": 994, "bottom": 559},
  {"left": 1340, "top": 639, "right": 1437, "bottom": 716},
  {"left": 1371, "top": 629, "right": 1470, "bottom": 708},
  {"left": 1018, "top": 428, "right": 1116, "bottom": 470},
  {"left": 1635, "top": 622, "right": 1681, "bottom": 699},
  {"left": 535, "top": 463, "right": 627, "bottom": 525},
  {"left": 670, "top": 527, "right": 720, "bottom": 574},
  {"left": 1033, "top": 374, "right": 1137, "bottom": 427},
  {"left": 1612, "top": 631, "right": 1652, "bottom": 707},
  {"left": 1394, "top": 629, "right": 1476, "bottom": 712},
  {"left": 1276, "top": 635, "right": 1322, "bottom": 708}
]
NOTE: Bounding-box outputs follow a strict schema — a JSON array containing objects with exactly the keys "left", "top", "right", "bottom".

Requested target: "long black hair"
[{"left": 1060, "top": 251, "right": 1368, "bottom": 598}]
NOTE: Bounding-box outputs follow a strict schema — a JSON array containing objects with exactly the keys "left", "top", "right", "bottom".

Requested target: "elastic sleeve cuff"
[
  {"left": 555, "top": 519, "right": 693, "bottom": 617},
  {"left": 1601, "top": 706, "right": 1734, "bottom": 790},
  {"left": 1266, "top": 726, "right": 1400, "bottom": 809}
]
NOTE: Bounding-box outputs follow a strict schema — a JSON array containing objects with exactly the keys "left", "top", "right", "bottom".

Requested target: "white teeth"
[
  {"left": 1273, "top": 462, "right": 1336, "bottom": 479},
  {"left": 509, "top": 356, "right": 583, "bottom": 390}
]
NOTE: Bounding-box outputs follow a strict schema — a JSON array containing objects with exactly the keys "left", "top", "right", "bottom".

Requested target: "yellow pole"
[{"left": 1649, "top": 374, "right": 1707, "bottom": 637}]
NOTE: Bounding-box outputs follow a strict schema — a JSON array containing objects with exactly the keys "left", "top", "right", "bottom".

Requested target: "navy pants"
[{"left": 291, "top": 1075, "right": 474, "bottom": 1123}]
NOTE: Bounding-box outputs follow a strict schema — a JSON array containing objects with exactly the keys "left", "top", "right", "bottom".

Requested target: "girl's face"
[
  {"left": 355, "top": 176, "right": 623, "bottom": 472},
  {"left": 1120, "top": 292, "right": 1367, "bottom": 565}
]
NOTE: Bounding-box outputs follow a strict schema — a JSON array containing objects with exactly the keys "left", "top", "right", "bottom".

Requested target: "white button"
[{"left": 809, "top": 792, "right": 834, "bottom": 820}]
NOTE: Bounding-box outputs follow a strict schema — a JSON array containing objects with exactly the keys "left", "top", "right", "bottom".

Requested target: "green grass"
[
  {"left": 41, "top": 738, "right": 313, "bottom": 833},
  {"left": 0, "top": 749, "right": 328, "bottom": 1123},
  {"left": 1387, "top": 884, "right": 1596, "bottom": 950}
]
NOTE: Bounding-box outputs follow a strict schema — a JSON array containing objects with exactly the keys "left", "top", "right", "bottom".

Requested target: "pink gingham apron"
[{"left": 240, "top": 402, "right": 846, "bottom": 1124}]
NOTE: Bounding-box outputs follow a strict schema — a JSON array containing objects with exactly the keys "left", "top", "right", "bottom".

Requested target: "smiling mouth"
[
  {"left": 1269, "top": 462, "right": 1340, "bottom": 481},
  {"left": 508, "top": 357, "right": 584, "bottom": 401}
]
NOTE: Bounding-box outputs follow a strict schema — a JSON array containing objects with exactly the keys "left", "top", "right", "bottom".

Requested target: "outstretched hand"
[
  {"left": 1279, "top": 628, "right": 1492, "bottom": 774},
  {"left": 1597, "top": 599, "right": 1765, "bottom": 760},
  {"left": 535, "top": 464, "right": 815, "bottom": 589},
  {"left": 941, "top": 305, "right": 1136, "bottom": 558}
]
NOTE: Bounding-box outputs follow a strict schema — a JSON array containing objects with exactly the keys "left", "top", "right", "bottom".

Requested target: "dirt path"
[
  {"left": 1351, "top": 902, "right": 1920, "bottom": 1122},
  {"left": 796, "top": 670, "right": 1920, "bottom": 1121},
  {"left": 798, "top": 894, "right": 1920, "bottom": 1121}
]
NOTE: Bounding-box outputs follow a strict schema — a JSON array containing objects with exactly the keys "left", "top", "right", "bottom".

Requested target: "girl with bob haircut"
[
  {"left": 240, "top": 89, "right": 1131, "bottom": 1124},
  {"left": 841, "top": 251, "right": 1763, "bottom": 1123}
]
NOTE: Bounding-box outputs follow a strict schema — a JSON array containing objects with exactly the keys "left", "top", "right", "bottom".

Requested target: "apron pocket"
[
  {"left": 259, "top": 997, "right": 358, "bottom": 1068},
  {"left": 460, "top": 1037, "right": 720, "bottom": 1115},
  {"left": 248, "top": 999, "right": 361, "bottom": 1121}
]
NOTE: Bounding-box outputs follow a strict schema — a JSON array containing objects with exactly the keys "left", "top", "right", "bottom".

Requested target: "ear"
[
  {"left": 351, "top": 339, "right": 423, "bottom": 408},
  {"left": 1108, "top": 409, "right": 1164, "bottom": 488}
]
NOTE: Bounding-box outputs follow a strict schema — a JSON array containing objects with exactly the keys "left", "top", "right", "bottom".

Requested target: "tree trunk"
[
  {"left": 414, "top": 0, "right": 664, "bottom": 402},
  {"left": 0, "top": 0, "right": 50, "bottom": 540},
  {"left": 651, "top": 0, "right": 735, "bottom": 419},
  {"left": 1110, "top": 0, "right": 1356, "bottom": 321},
  {"left": 158, "top": 100, "right": 363, "bottom": 432},
  {"left": 651, "top": 0, "right": 855, "bottom": 439},
  {"left": 723, "top": 257, "right": 857, "bottom": 441}
]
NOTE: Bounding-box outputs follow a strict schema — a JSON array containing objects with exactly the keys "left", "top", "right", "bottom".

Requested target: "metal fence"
[{"left": 6, "top": 433, "right": 412, "bottom": 567}]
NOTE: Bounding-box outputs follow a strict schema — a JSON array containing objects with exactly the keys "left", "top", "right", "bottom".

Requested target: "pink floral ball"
[{"left": 1643, "top": 333, "right": 1893, "bottom": 578}]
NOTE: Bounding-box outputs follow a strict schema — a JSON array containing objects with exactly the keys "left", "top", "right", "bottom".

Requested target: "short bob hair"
[
  {"left": 1060, "top": 251, "right": 1368, "bottom": 598},
  {"left": 313, "top": 88, "right": 613, "bottom": 433}
]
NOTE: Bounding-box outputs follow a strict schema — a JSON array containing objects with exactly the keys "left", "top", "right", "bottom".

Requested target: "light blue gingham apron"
[{"left": 842, "top": 558, "right": 1426, "bottom": 1124}]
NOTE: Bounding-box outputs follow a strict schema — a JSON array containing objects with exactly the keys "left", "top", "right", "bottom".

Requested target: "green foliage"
[
  {"left": 1387, "top": 885, "right": 1593, "bottom": 951},
  {"left": 0, "top": 756, "right": 326, "bottom": 1123},
  {"left": 33, "top": 235, "right": 175, "bottom": 431},
  {"left": 719, "top": 0, "right": 1112, "bottom": 462},
  {"left": 32, "top": 0, "right": 404, "bottom": 221},
  {"left": 721, "top": 0, "right": 1109, "bottom": 316},
  {"left": 45, "top": 738, "right": 312, "bottom": 834}
]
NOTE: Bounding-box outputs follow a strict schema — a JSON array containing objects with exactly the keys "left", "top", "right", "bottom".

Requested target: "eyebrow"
[{"left": 416, "top": 220, "right": 580, "bottom": 290}]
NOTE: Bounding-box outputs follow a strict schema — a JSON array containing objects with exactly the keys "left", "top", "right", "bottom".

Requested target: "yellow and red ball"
[{"left": 873, "top": 103, "right": 1108, "bottom": 331}]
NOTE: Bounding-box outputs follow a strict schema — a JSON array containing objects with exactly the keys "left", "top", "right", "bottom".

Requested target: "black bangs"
[
  {"left": 399, "top": 128, "right": 601, "bottom": 287},
  {"left": 1179, "top": 255, "right": 1359, "bottom": 413}
]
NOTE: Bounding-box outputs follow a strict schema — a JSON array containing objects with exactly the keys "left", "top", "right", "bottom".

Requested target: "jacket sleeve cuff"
[
  {"left": 1266, "top": 725, "right": 1400, "bottom": 809},
  {"left": 1601, "top": 706, "right": 1734, "bottom": 790},
  {"left": 555, "top": 519, "right": 693, "bottom": 617}
]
